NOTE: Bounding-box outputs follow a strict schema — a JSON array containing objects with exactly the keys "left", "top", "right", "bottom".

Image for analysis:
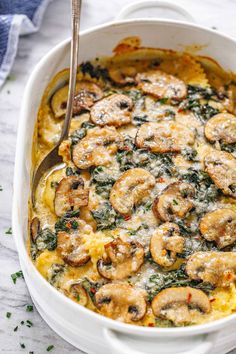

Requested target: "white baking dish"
[{"left": 12, "top": 2, "right": 236, "bottom": 353}]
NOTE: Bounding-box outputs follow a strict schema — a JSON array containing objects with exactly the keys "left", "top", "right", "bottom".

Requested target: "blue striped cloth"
[{"left": 0, "top": 0, "right": 52, "bottom": 87}]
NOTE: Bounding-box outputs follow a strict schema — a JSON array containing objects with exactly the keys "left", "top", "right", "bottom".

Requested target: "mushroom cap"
[
  {"left": 204, "top": 150, "right": 236, "bottom": 199},
  {"left": 57, "top": 230, "right": 90, "bottom": 267},
  {"left": 72, "top": 126, "right": 123, "bottom": 169},
  {"left": 97, "top": 238, "right": 144, "bottom": 280},
  {"left": 152, "top": 287, "right": 211, "bottom": 326},
  {"left": 153, "top": 182, "right": 195, "bottom": 222},
  {"left": 95, "top": 283, "right": 147, "bottom": 322},
  {"left": 135, "top": 122, "right": 195, "bottom": 153},
  {"left": 200, "top": 208, "right": 236, "bottom": 249},
  {"left": 69, "top": 282, "right": 88, "bottom": 306},
  {"left": 186, "top": 251, "right": 236, "bottom": 287},
  {"left": 136, "top": 70, "right": 187, "bottom": 100},
  {"left": 205, "top": 113, "right": 236, "bottom": 144},
  {"left": 30, "top": 217, "right": 40, "bottom": 243},
  {"left": 108, "top": 65, "right": 137, "bottom": 85},
  {"left": 110, "top": 168, "right": 155, "bottom": 215},
  {"left": 54, "top": 176, "right": 89, "bottom": 217},
  {"left": 150, "top": 222, "right": 185, "bottom": 267},
  {"left": 90, "top": 94, "right": 133, "bottom": 127},
  {"left": 51, "top": 81, "right": 103, "bottom": 118}
]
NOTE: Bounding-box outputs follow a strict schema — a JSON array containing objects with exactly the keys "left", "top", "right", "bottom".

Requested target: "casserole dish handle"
[
  {"left": 103, "top": 328, "right": 216, "bottom": 354},
  {"left": 115, "top": 0, "right": 195, "bottom": 23}
]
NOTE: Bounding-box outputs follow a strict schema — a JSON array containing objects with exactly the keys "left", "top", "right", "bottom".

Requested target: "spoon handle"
[{"left": 60, "top": 0, "right": 81, "bottom": 142}]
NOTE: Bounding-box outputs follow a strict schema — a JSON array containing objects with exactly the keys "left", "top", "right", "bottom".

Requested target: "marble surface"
[{"left": 1, "top": 0, "right": 236, "bottom": 353}]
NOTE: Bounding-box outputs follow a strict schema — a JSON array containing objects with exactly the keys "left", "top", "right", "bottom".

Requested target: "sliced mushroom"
[
  {"left": 136, "top": 70, "right": 187, "bottom": 100},
  {"left": 200, "top": 209, "right": 236, "bottom": 249},
  {"left": 205, "top": 113, "right": 236, "bottom": 144},
  {"left": 69, "top": 282, "right": 88, "bottom": 306},
  {"left": 57, "top": 230, "right": 90, "bottom": 267},
  {"left": 95, "top": 283, "right": 147, "bottom": 322},
  {"left": 30, "top": 217, "right": 40, "bottom": 243},
  {"left": 109, "top": 65, "right": 137, "bottom": 85},
  {"left": 72, "top": 126, "right": 123, "bottom": 169},
  {"left": 204, "top": 150, "right": 236, "bottom": 199},
  {"left": 90, "top": 94, "right": 133, "bottom": 127},
  {"left": 150, "top": 223, "right": 185, "bottom": 267},
  {"left": 54, "top": 176, "right": 89, "bottom": 217},
  {"left": 51, "top": 81, "right": 103, "bottom": 118},
  {"left": 186, "top": 251, "right": 236, "bottom": 287},
  {"left": 110, "top": 168, "right": 155, "bottom": 215},
  {"left": 135, "top": 122, "right": 195, "bottom": 153},
  {"left": 153, "top": 182, "right": 195, "bottom": 222},
  {"left": 151, "top": 287, "right": 210, "bottom": 326},
  {"left": 97, "top": 238, "right": 144, "bottom": 280}
]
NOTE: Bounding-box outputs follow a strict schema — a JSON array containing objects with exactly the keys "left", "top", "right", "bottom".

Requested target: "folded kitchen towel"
[{"left": 0, "top": 0, "right": 52, "bottom": 88}]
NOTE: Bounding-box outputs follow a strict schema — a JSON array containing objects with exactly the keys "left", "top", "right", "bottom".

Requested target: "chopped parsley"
[
  {"left": 5, "top": 227, "right": 12, "bottom": 235},
  {"left": 0, "top": 185, "right": 2, "bottom": 191},
  {"left": 11, "top": 270, "right": 24, "bottom": 284},
  {"left": 47, "top": 345, "right": 55, "bottom": 352},
  {"left": 14, "top": 326, "right": 18, "bottom": 332},
  {"left": 26, "top": 305, "right": 33, "bottom": 312},
  {"left": 20, "top": 343, "right": 26, "bottom": 349},
  {"left": 6, "top": 312, "right": 11, "bottom": 318},
  {"left": 26, "top": 320, "right": 33, "bottom": 328}
]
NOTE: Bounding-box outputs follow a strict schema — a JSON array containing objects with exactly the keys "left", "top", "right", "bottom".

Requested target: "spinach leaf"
[
  {"left": 35, "top": 228, "right": 57, "bottom": 251},
  {"left": 70, "top": 121, "right": 96, "bottom": 145},
  {"left": 220, "top": 143, "right": 236, "bottom": 154},
  {"left": 132, "top": 114, "right": 149, "bottom": 126},
  {"left": 182, "top": 147, "right": 198, "bottom": 161},
  {"left": 91, "top": 166, "right": 116, "bottom": 198},
  {"left": 48, "top": 264, "right": 65, "bottom": 286},
  {"left": 91, "top": 202, "right": 122, "bottom": 230},
  {"left": 55, "top": 211, "right": 80, "bottom": 233},
  {"left": 80, "top": 61, "right": 109, "bottom": 81},
  {"left": 179, "top": 85, "right": 220, "bottom": 121},
  {"left": 81, "top": 277, "right": 103, "bottom": 302},
  {"left": 146, "top": 265, "right": 214, "bottom": 301}
]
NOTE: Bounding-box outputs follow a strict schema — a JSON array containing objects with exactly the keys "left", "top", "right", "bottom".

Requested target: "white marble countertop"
[{"left": 1, "top": 0, "right": 236, "bottom": 353}]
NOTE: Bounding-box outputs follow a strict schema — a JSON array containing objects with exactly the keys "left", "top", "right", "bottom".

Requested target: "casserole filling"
[{"left": 30, "top": 40, "right": 236, "bottom": 327}]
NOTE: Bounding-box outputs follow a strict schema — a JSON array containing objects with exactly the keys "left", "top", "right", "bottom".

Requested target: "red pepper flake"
[
  {"left": 90, "top": 287, "right": 96, "bottom": 294},
  {"left": 187, "top": 293, "right": 192, "bottom": 304},
  {"left": 66, "top": 222, "right": 72, "bottom": 229},
  {"left": 158, "top": 177, "right": 165, "bottom": 183},
  {"left": 123, "top": 145, "right": 131, "bottom": 151},
  {"left": 225, "top": 272, "right": 233, "bottom": 281},
  {"left": 178, "top": 108, "right": 184, "bottom": 113},
  {"left": 148, "top": 323, "right": 154, "bottom": 327},
  {"left": 210, "top": 298, "right": 216, "bottom": 303},
  {"left": 124, "top": 215, "right": 131, "bottom": 221}
]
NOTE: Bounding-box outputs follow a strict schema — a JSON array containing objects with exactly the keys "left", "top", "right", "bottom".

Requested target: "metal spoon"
[{"left": 32, "top": 0, "right": 81, "bottom": 206}]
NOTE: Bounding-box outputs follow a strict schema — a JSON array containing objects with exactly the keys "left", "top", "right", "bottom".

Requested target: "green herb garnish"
[
  {"left": 5, "top": 227, "right": 12, "bottom": 235},
  {"left": 26, "top": 320, "right": 33, "bottom": 328},
  {"left": 47, "top": 345, "right": 55, "bottom": 352},
  {"left": 6, "top": 312, "right": 11, "bottom": 318},
  {"left": 26, "top": 305, "right": 33, "bottom": 312},
  {"left": 11, "top": 270, "right": 24, "bottom": 284}
]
